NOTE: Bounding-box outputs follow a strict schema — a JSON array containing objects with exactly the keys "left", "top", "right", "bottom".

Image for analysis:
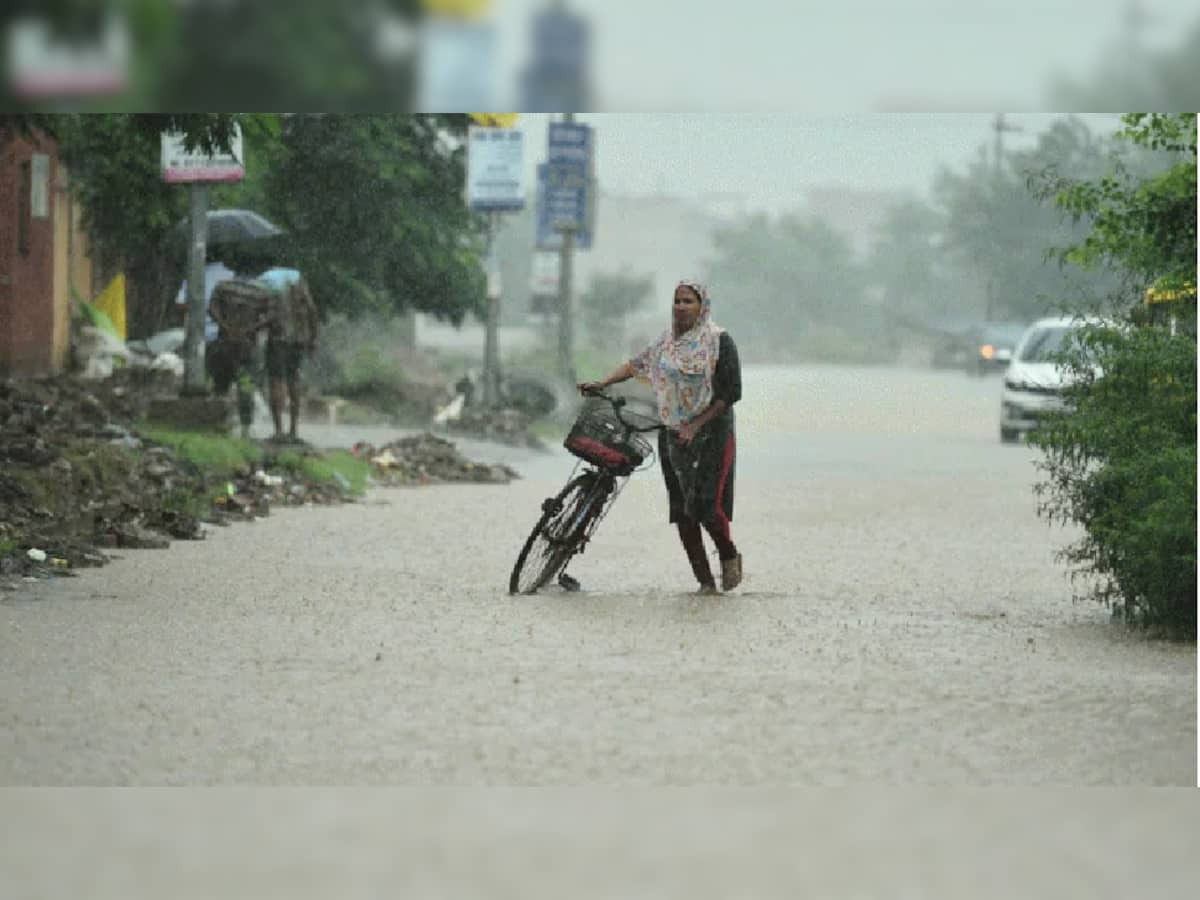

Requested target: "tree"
[
  {"left": 1027, "top": 113, "right": 1196, "bottom": 633},
  {"left": 580, "top": 271, "right": 653, "bottom": 351},
  {"left": 866, "top": 196, "right": 970, "bottom": 323},
  {"left": 930, "top": 117, "right": 1123, "bottom": 324},
  {"left": 256, "top": 114, "right": 487, "bottom": 326},
  {"left": 48, "top": 112, "right": 257, "bottom": 337},
  {"left": 705, "top": 213, "right": 873, "bottom": 362}
]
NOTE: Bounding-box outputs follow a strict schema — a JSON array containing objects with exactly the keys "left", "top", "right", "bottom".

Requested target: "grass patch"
[
  {"left": 0, "top": 537, "right": 17, "bottom": 555},
  {"left": 275, "top": 449, "right": 372, "bottom": 497},
  {"left": 159, "top": 486, "right": 213, "bottom": 519},
  {"left": 136, "top": 424, "right": 263, "bottom": 478}
]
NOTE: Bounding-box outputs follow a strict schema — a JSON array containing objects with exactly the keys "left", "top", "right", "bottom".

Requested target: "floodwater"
[{"left": 1, "top": 365, "right": 1194, "bottom": 785}]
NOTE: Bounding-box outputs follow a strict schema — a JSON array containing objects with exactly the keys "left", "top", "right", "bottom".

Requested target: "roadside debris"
[
  {"left": 352, "top": 433, "right": 519, "bottom": 485},
  {"left": 1, "top": 370, "right": 521, "bottom": 588}
]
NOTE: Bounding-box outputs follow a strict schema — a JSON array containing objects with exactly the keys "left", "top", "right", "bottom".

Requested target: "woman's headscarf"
[{"left": 630, "top": 279, "right": 725, "bottom": 428}]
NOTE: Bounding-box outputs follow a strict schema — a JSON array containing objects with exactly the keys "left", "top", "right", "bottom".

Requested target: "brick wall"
[{"left": 0, "top": 130, "right": 59, "bottom": 377}]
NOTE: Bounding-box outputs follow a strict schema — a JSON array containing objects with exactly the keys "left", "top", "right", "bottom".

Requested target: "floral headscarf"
[{"left": 630, "top": 279, "right": 725, "bottom": 428}]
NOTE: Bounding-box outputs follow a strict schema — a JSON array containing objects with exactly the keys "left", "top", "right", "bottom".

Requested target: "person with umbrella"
[{"left": 257, "top": 268, "right": 320, "bottom": 442}]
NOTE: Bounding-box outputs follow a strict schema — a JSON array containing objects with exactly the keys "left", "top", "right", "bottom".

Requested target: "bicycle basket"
[{"left": 563, "top": 399, "right": 655, "bottom": 473}]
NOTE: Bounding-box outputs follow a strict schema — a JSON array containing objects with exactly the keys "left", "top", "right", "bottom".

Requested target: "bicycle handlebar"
[{"left": 579, "top": 386, "right": 665, "bottom": 433}]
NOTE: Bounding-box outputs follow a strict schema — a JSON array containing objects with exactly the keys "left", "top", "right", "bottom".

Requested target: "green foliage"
[
  {"left": 257, "top": 114, "right": 487, "bottom": 325},
  {"left": 932, "top": 116, "right": 1123, "bottom": 323},
  {"left": 1028, "top": 326, "right": 1196, "bottom": 632},
  {"left": 1047, "top": 114, "right": 1197, "bottom": 296},
  {"left": 275, "top": 449, "right": 371, "bottom": 497},
  {"left": 45, "top": 112, "right": 262, "bottom": 335},
  {"left": 706, "top": 214, "right": 874, "bottom": 359},
  {"left": 136, "top": 425, "right": 263, "bottom": 478},
  {"left": 1026, "top": 113, "right": 1197, "bottom": 634}
]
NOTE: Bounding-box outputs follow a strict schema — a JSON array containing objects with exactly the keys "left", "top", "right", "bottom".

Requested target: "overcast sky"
[{"left": 512, "top": 113, "right": 1127, "bottom": 216}]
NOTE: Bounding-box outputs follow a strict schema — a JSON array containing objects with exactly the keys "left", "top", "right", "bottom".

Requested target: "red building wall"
[{"left": 0, "top": 130, "right": 58, "bottom": 377}]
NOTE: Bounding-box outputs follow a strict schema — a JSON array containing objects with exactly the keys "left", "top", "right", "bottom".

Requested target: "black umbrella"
[{"left": 173, "top": 208, "right": 285, "bottom": 245}]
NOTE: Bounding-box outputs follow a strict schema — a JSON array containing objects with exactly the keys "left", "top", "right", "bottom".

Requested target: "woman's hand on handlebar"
[{"left": 577, "top": 381, "right": 604, "bottom": 396}]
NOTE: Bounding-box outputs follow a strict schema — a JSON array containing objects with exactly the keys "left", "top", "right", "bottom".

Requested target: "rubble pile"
[
  {"left": 0, "top": 375, "right": 350, "bottom": 585},
  {"left": 352, "top": 433, "right": 519, "bottom": 486},
  {"left": 1, "top": 371, "right": 531, "bottom": 587}
]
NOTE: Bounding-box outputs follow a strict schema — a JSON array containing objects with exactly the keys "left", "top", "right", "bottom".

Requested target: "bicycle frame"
[{"left": 509, "top": 388, "right": 665, "bottom": 594}]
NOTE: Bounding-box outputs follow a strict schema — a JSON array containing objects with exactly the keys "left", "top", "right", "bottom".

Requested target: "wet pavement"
[{"left": 1, "top": 365, "right": 1194, "bottom": 785}]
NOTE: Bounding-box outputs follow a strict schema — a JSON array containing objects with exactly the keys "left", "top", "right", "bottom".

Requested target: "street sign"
[
  {"left": 530, "top": 251, "right": 560, "bottom": 297},
  {"left": 548, "top": 121, "right": 592, "bottom": 166},
  {"left": 544, "top": 161, "right": 587, "bottom": 230},
  {"left": 161, "top": 124, "right": 245, "bottom": 183},
  {"left": 466, "top": 126, "right": 525, "bottom": 211},
  {"left": 535, "top": 162, "right": 592, "bottom": 250}
]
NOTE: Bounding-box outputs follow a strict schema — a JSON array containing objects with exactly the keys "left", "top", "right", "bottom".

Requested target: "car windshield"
[{"left": 1018, "top": 326, "right": 1072, "bottom": 362}]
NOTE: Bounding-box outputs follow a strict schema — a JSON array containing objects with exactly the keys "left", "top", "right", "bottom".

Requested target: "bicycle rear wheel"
[{"left": 509, "top": 474, "right": 597, "bottom": 594}]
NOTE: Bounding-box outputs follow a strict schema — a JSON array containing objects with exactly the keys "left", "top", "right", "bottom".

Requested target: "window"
[{"left": 17, "top": 159, "right": 32, "bottom": 255}]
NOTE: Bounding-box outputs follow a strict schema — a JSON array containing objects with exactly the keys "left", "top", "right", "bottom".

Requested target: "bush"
[{"left": 1028, "top": 322, "right": 1196, "bottom": 633}]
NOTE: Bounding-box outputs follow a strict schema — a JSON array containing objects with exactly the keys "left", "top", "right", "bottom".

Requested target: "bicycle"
[{"left": 509, "top": 388, "right": 665, "bottom": 594}]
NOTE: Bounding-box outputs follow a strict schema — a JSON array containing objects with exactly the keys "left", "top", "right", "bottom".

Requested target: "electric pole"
[
  {"left": 482, "top": 210, "right": 502, "bottom": 407},
  {"left": 555, "top": 111, "right": 577, "bottom": 385}
]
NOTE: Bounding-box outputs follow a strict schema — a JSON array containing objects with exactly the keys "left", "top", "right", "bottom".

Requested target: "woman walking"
[{"left": 578, "top": 279, "right": 743, "bottom": 594}]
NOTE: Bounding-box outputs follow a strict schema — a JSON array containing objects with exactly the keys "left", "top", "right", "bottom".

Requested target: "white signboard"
[
  {"left": 161, "top": 124, "right": 245, "bottom": 184},
  {"left": 530, "top": 251, "right": 560, "bottom": 295},
  {"left": 466, "top": 126, "right": 524, "bottom": 211}
]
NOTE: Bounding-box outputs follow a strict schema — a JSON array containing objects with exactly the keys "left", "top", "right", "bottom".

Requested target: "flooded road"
[{"left": 1, "top": 365, "right": 1194, "bottom": 784}]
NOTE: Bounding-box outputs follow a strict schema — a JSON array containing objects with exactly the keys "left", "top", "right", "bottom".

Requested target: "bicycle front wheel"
[{"left": 509, "top": 474, "right": 596, "bottom": 595}]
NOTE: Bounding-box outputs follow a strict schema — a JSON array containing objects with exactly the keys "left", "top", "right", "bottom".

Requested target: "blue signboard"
[
  {"left": 548, "top": 121, "right": 592, "bottom": 166},
  {"left": 536, "top": 162, "right": 592, "bottom": 250}
]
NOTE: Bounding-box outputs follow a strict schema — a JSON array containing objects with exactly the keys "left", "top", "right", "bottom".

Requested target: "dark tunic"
[{"left": 657, "top": 331, "right": 742, "bottom": 525}]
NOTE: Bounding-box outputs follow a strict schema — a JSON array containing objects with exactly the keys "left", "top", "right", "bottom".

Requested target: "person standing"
[
  {"left": 578, "top": 279, "right": 743, "bottom": 594},
  {"left": 265, "top": 275, "right": 320, "bottom": 442}
]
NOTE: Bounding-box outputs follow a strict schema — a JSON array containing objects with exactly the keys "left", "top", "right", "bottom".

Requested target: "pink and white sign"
[{"left": 161, "top": 126, "right": 245, "bottom": 184}]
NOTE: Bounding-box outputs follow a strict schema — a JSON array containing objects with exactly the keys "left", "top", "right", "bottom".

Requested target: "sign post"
[
  {"left": 160, "top": 125, "right": 245, "bottom": 394},
  {"left": 542, "top": 115, "right": 594, "bottom": 382},
  {"left": 466, "top": 121, "right": 524, "bottom": 407}
]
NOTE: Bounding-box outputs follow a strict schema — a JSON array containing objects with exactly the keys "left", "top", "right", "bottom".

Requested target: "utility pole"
[
  {"left": 181, "top": 182, "right": 209, "bottom": 395},
  {"left": 482, "top": 210, "right": 502, "bottom": 407},
  {"left": 555, "top": 110, "right": 577, "bottom": 384},
  {"left": 991, "top": 113, "right": 1022, "bottom": 179},
  {"left": 987, "top": 114, "right": 1022, "bottom": 321}
]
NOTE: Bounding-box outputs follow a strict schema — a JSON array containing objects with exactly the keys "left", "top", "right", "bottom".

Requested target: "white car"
[{"left": 999, "top": 315, "right": 1107, "bottom": 443}]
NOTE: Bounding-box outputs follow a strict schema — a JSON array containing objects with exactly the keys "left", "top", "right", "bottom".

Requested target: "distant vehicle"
[
  {"left": 931, "top": 321, "right": 1028, "bottom": 375},
  {"left": 970, "top": 322, "right": 1028, "bottom": 375},
  {"left": 999, "top": 315, "right": 1106, "bottom": 444}
]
